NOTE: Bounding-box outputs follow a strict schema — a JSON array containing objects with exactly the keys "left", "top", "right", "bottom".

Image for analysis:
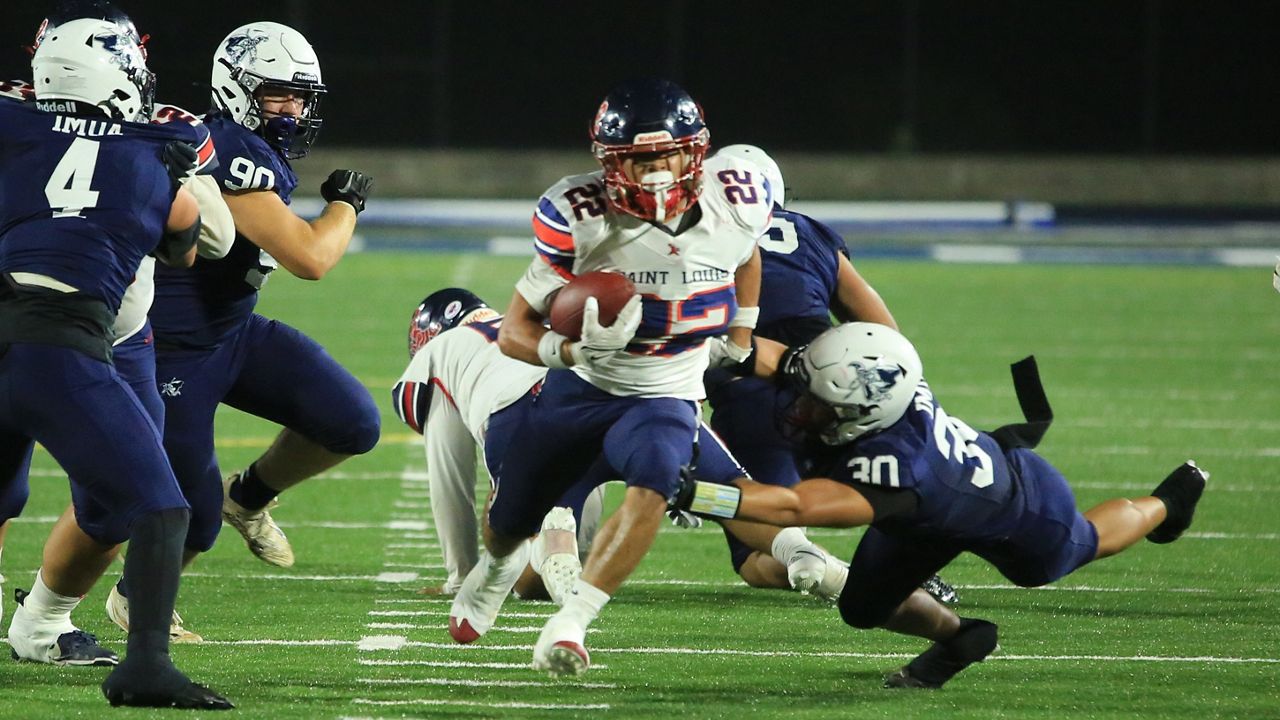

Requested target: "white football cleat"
[
  {"left": 787, "top": 546, "right": 848, "bottom": 602},
  {"left": 532, "top": 613, "right": 590, "bottom": 677},
  {"left": 448, "top": 541, "right": 531, "bottom": 644},
  {"left": 105, "top": 585, "right": 203, "bottom": 644},
  {"left": 786, "top": 546, "right": 827, "bottom": 595},
  {"left": 222, "top": 473, "right": 294, "bottom": 568},
  {"left": 531, "top": 507, "right": 581, "bottom": 606}
]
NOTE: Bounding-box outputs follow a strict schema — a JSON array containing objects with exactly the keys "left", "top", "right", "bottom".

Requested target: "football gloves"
[
  {"left": 321, "top": 169, "right": 373, "bottom": 214},
  {"left": 162, "top": 141, "right": 199, "bottom": 188},
  {"left": 567, "top": 295, "right": 642, "bottom": 368},
  {"left": 707, "top": 336, "right": 755, "bottom": 375}
]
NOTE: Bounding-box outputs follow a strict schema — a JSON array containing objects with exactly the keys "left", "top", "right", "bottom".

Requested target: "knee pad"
[{"left": 838, "top": 587, "right": 896, "bottom": 629}]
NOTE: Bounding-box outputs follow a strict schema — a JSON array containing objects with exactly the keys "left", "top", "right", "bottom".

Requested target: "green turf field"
[{"left": 0, "top": 253, "right": 1276, "bottom": 719}]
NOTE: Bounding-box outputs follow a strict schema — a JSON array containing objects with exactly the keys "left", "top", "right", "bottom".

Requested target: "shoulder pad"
[
  {"left": 151, "top": 104, "right": 205, "bottom": 127},
  {"left": 703, "top": 154, "right": 773, "bottom": 235},
  {"left": 0, "top": 79, "right": 35, "bottom": 103}
]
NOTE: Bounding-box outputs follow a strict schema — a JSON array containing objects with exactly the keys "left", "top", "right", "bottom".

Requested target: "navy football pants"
[
  {"left": 0, "top": 342, "right": 188, "bottom": 544},
  {"left": 485, "top": 369, "right": 698, "bottom": 539},
  {"left": 155, "top": 314, "right": 380, "bottom": 552}
]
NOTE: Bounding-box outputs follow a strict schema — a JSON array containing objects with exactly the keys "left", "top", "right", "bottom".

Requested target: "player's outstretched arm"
[
  {"left": 790, "top": 478, "right": 876, "bottom": 528},
  {"left": 728, "top": 246, "right": 762, "bottom": 350},
  {"left": 831, "top": 254, "right": 897, "bottom": 328},
  {"left": 222, "top": 169, "right": 371, "bottom": 280}
]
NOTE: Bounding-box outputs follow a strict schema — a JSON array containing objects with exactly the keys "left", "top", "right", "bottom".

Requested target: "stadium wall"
[{"left": 297, "top": 149, "right": 1280, "bottom": 205}]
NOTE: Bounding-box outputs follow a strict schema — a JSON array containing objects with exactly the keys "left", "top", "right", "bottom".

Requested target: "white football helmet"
[
  {"left": 787, "top": 322, "right": 923, "bottom": 445},
  {"left": 211, "top": 21, "right": 325, "bottom": 158},
  {"left": 31, "top": 17, "right": 153, "bottom": 122},
  {"left": 716, "top": 144, "right": 785, "bottom": 208}
]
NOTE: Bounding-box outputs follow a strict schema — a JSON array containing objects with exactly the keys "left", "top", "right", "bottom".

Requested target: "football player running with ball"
[
  {"left": 449, "top": 77, "right": 797, "bottom": 676},
  {"left": 143, "top": 23, "right": 380, "bottom": 589}
]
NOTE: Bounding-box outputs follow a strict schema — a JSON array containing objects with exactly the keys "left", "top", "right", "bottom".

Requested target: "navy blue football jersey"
[
  {"left": 825, "top": 381, "right": 1020, "bottom": 542},
  {"left": 756, "top": 209, "right": 848, "bottom": 346},
  {"left": 151, "top": 112, "right": 298, "bottom": 349},
  {"left": 0, "top": 101, "right": 198, "bottom": 312}
]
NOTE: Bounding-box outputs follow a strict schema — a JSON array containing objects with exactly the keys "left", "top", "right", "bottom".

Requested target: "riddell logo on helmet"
[{"left": 632, "top": 131, "right": 674, "bottom": 145}]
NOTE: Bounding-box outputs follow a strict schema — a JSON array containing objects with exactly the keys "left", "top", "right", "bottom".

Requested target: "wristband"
[
  {"left": 537, "top": 330, "right": 571, "bottom": 369},
  {"left": 729, "top": 306, "right": 759, "bottom": 329},
  {"left": 686, "top": 481, "right": 742, "bottom": 519}
]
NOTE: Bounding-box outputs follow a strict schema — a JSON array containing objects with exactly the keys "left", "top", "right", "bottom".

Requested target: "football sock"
[
  {"left": 229, "top": 463, "right": 278, "bottom": 511},
  {"left": 561, "top": 579, "right": 610, "bottom": 627},
  {"left": 770, "top": 527, "right": 811, "bottom": 565},
  {"left": 120, "top": 508, "right": 189, "bottom": 657},
  {"left": 19, "top": 569, "right": 80, "bottom": 625}
]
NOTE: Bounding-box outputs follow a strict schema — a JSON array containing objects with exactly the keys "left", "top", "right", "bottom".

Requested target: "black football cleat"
[
  {"left": 920, "top": 575, "right": 959, "bottom": 605},
  {"left": 884, "top": 618, "right": 999, "bottom": 689},
  {"left": 1147, "top": 460, "right": 1208, "bottom": 544},
  {"left": 102, "top": 657, "right": 233, "bottom": 710}
]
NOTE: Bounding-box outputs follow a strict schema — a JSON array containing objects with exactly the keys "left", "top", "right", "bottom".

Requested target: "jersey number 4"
[{"left": 45, "top": 138, "right": 101, "bottom": 219}]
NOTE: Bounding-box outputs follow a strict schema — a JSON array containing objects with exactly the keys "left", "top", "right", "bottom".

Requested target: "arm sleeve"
[
  {"left": 187, "top": 175, "right": 235, "bottom": 259},
  {"left": 423, "top": 392, "right": 481, "bottom": 587}
]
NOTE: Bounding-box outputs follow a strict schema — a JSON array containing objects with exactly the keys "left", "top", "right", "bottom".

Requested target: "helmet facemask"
[
  {"left": 594, "top": 131, "right": 709, "bottom": 223},
  {"left": 211, "top": 23, "right": 326, "bottom": 159},
  {"left": 241, "top": 79, "right": 325, "bottom": 160}
]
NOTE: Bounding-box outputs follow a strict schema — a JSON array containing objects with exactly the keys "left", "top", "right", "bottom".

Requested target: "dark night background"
[{"left": 6, "top": 1, "right": 1280, "bottom": 155}]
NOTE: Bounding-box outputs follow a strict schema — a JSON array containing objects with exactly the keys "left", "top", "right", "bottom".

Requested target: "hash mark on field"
[
  {"left": 357, "top": 635, "right": 407, "bottom": 651},
  {"left": 374, "top": 572, "right": 420, "bottom": 583}
]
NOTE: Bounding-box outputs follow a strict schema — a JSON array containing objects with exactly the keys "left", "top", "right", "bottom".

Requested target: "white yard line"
[
  {"left": 356, "top": 677, "right": 617, "bottom": 689},
  {"left": 354, "top": 699, "right": 610, "bottom": 710}
]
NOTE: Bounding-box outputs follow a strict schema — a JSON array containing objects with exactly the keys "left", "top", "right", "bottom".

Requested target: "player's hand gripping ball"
[{"left": 549, "top": 271, "right": 637, "bottom": 340}]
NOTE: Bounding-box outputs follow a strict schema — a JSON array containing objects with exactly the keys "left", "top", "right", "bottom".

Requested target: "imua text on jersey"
[{"left": 51, "top": 114, "right": 123, "bottom": 137}]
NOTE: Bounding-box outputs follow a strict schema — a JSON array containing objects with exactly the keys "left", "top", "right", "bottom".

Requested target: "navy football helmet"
[
  {"left": 408, "top": 288, "right": 495, "bottom": 357},
  {"left": 590, "top": 78, "right": 710, "bottom": 223}
]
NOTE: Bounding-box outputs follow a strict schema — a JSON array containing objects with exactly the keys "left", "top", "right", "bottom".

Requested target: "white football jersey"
[
  {"left": 515, "top": 153, "right": 772, "bottom": 400},
  {"left": 393, "top": 318, "right": 545, "bottom": 448}
]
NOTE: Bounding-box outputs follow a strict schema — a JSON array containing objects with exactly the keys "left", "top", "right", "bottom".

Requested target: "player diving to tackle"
[
  {"left": 448, "top": 78, "right": 803, "bottom": 675},
  {"left": 677, "top": 322, "right": 1208, "bottom": 689}
]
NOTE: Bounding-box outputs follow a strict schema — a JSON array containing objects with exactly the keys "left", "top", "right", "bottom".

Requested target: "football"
[{"left": 549, "top": 271, "right": 637, "bottom": 340}]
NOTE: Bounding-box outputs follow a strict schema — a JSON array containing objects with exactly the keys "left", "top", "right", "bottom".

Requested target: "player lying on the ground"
[{"left": 676, "top": 322, "right": 1207, "bottom": 689}]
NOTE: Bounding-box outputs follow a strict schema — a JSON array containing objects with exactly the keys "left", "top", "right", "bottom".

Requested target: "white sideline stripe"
[
  {"left": 358, "top": 658, "right": 611, "bottom": 670},
  {"left": 354, "top": 699, "right": 610, "bottom": 710},
  {"left": 356, "top": 677, "right": 617, "bottom": 689},
  {"left": 368, "top": 610, "right": 552, "bottom": 619},
  {"left": 358, "top": 635, "right": 407, "bottom": 651}
]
